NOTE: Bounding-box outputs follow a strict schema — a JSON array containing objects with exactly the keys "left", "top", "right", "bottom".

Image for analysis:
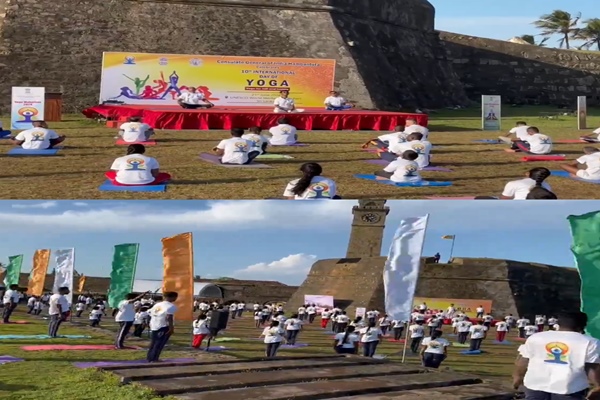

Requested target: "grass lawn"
[
  {"left": 1, "top": 105, "right": 599, "bottom": 200},
  {"left": 0, "top": 308, "right": 520, "bottom": 399}
]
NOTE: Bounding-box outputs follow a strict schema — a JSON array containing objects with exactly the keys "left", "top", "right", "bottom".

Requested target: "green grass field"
[
  {"left": 0, "top": 309, "right": 521, "bottom": 399},
  {"left": 1, "top": 106, "right": 599, "bottom": 200}
]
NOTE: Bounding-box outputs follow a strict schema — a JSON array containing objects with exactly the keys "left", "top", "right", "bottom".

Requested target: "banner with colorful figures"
[
  {"left": 99, "top": 52, "right": 336, "bottom": 107},
  {"left": 11, "top": 87, "right": 45, "bottom": 130}
]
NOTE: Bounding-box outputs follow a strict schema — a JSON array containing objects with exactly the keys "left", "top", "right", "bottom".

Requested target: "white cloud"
[
  {"left": 234, "top": 254, "right": 318, "bottom": 280},
  {"left": 73, "top": 202, "right": 88, "bottom": 207},
  {"left": 11, "top": 201, "right": 58, "bottom": 209}
]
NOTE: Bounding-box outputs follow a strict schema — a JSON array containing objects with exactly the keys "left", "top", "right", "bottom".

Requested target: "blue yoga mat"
[
  {"left": 0, "top": 334, "right": 91, "bottom": 340},
  {"left": 8, "top": 146, "right": 63, "bottom": 156},
  {"left": 354, "top": 174, "right": 452, "bottom": 187},
  {"left": 0, "top": 131, "right": 11, "bottom": 139},
  {"left": 473, "top": 139, "right": 500, "bottom": 144},
  {"left": 551, "top": 170, "right": 600, "bottom": 184},
  {"left": 460, "top": 350, "right": 483, "bottom": 355},
  {"left": 98, "top": 180, "right": 168, "bottom": 192}
]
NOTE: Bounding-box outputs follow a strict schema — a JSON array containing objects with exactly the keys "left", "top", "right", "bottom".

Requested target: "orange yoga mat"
[
  {"left": 3, "top": 320, "right": 30, "bottom": 324},
  {"left": 21, "top": 344, "right": 142, "bottom": 351}
]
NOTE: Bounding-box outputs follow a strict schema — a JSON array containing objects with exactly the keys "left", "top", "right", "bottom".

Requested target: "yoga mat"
[
  {"left": 364, "top": 160, "right": 453, "bottom": 172},
  {"left": 0, "top": 356, "right": 24, "bottom": 365},
  {"left": 460, "top": 350, "right": 483, "bottom": 355},
  {"left": 205, "top": 346, "right": 229, "bottom": 352},
  {"left": 0, "top": 131, "right": 11, "bottom": 139},
  {"left": 199, "top": 153, "right": 272, "bottom": 168},
  {"left": 74, "top": 358, "right": 196, "bottom": 368},
  {"left": 280, "top": 343, "right": 309, "bottom": 349},
  {"left": 452, "top": 343, "right": 470, "bottom": 348},
  {"left": 3, "top": 320, "right": 30, "bottom": 325},
  {"left": 22, "top": 344, "right": 142, "bottom": 351},
  {"left": 270, "top": 143, "right": 309, "bottom": 147},
  {"left": 354, "top": 174, "right": 452, "bottom": 187},
  {"left": 550, "top": 170, "right": 600, "bottom": 184},
  {"left": 473, "top": 139, "right": 500, "bottom": 144},
  {"left": 8, "top": 146, "right": 63, "bottom": 156},
  {"left": 556, "top": 139, "right": 586, "bottom": 144},
  {"left": 493, "top": 340, "right": 512, "bottom": 345},
  {"left": 115, "top": 139, "right": 156, "bottom": 146},
  {"left": 0, "top": 334, "right": 91, "bottom": 340},
  {"left": 98, "top": 180, "right": 168, "bottom": 192},
  {"left": 521, "top": 155, "right": 566, "bottom": 162},
  {"left": 426, "top": 196, "right": 475, "bottom": 200},
  {"left": 213, "top": 337, "right": 241, "bottom": 342},
  {"left": 387, "top": 339, "right": 406, "bottom": 343},
  {"left": 256, "top": 154, "right": 294, "bottom": 159}
]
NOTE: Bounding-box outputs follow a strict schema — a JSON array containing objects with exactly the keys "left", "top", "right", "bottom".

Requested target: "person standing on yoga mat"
[
  {"left": 333, "top": 325, "right": 360, "bottom": 354},
  {"left": 374, "top": 150, "right": 422, "bottom": 183},
  {"left": 114, "top": 291, "right": 150, "bottom": 349},
  {"left": 107, "top": 144, "right": 171, "bottom": 186},
  {"left": 213, "top": 128, "right": 260, "bottom": 165},
  {"left": 501, "top": 167, "right": 554, "bottom": 200},
  {"left": 2, "top": 284, "right": 20, "bottom": 323},
  {"left": 498, "top": 121, "right": 530, "bottom": 149},
  {"left": 283, "top": 163, "right": 339, "bottom": 200},
  {"left": 408, "top": 320, "right": 426, "bottom": 353},
  {"left": 260, "top": 320, "right": 285, "bottom": 358},
  {"left": 560, "top": 147, "right": 600, "bottom": 181},
  {"left": 456, "top": 319, "right": 472, "bottom": 344},
  {"left": 495, "top": 320, "right": 509, "bottom": 342},
  {"left": 177, "top": 87, "right": 214, "bottom": 109},
  {"left": 468, "top": 321, "right": 487, "bottom": 351},
  {"left": 386, "top": 133, "right": 432, "bottom": 169},
  {"left": 118, "top": 117, "right": 155, "bottom": 143},
  {"left": 147, "top": 291, "right": 178, "bottom": 363},
  {"left": 420, "top": 329, "right": 450, "bottom": 369},
  {"left": 513, "top": 312, "right": 600, "bottom": 400},
  {"left": 48, "top": 287, "right": 70, "bottom": 337},
  {"left": 269, "top": 117, "right": 298, "bottom": 146},
  {"left": 362, "top": 125, "right": 407, "bottom": 151},
  {"left": 506, "top": 127, "right": 553, "bottom": 155},
  {"left": 11, "top": 121, "right": 65, "bottom": 150}
]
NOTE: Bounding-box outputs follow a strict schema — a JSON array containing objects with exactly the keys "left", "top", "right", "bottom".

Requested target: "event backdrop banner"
[
  {"left": 99, "top": 52, "right": 336, "bottom": 107},
  {"left": 413, "top": 297, "right": 493, "bottom": 318},
  {"left": 304, "top": 295, "right": 334, "bottom": 313},
  {"left": 28, "top": 250, "right": 51, "bottom": 296},
  {"left": 11, "top": 87, "right": 45, "bottom": 130},
  {"left": 482, "top": 95, "right": 501, "bottom": 131}
]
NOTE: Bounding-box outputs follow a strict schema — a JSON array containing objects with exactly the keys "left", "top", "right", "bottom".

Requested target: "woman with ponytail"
[
  {"left": 106, "top": 144, "right": 171, "bottom": 186},
  {"left": 333, "top": 325, "right": 359, "bottom": 354},
  {"left": 501, "top": 167, "right": 555, "bottom": 200},
  {"left": 283, "top": 162, "right": 340, "bottom": 200},
  {"left": 359, "top": 321, "right": 383, "bottom": 358}
]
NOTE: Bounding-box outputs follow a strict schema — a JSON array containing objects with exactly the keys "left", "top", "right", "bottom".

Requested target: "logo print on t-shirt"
[
  {"left": 126, "top": 158, "right": 146, "bottom": 170},
  {"left": 411, "top": 143, "right": 425, "bottom": 154},
  {"left": 31, "top": 132, "right": 45, "bottom": 141},
  {"left": 540, "top": 136, "right": 551, "bottom": 144},
  {"left": 281, "top": 127, "right": 291, "bottom": 134},
  {"left": 404, "top": 164, "right": 418, "bottom": 176},
  {"left": 544, "top": 342, "right": 569, "bottom": 364},
  {"left": 234, "top": 142, "right": 249, "bottom": 152},
  {"left": 429, "top": 340, "right": 441, "bottom": 349},
  {"left": 306, "top": 183, "right": 331, "bottom": 199}
]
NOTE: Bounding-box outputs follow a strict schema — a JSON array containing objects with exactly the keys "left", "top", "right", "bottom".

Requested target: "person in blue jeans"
[
  {"left": 359, "top": 321, "right": 383, "bottom": 358},
  {"left": 146, "top": 291, "right": 178, "bottom": 363},
  {"left": 333, "top": 325, "right": 360, "bottom": 355}
]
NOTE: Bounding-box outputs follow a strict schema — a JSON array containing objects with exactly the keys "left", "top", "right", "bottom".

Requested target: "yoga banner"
[
  {"left": 162, "top": 232, "right": 194, "bottom": 322},
  {"left": 412, "top": 297, "right": 493, "bottom": 318},
  {"left": 11, "top": 87, "right": 45, "bottom": 130},
  {"left": 53, "top": 249, "right": 75, "bottom": 304},
  {"left": 578, "top": 96, "right": 587, "bottom": 130},
  {"left": 77, "top": 275, "right": 86, "bottom": 294},
  {"left": 304, "top": 295, "right": 334, "bottom": 313},
  {"left": 355, "top": 307, "right": 366, "bottom": 319},
  {"left": 3, "top": 255, "right": 24, "bottom": 287},
  {"left": 28, "top": 250, "right": 50, "bottom": 296},
  {"left": 568, "top": 210, "right": 600, "bottom": 339},
  {"left": 482, "top": 95, "right": 501, "bottom": 131},
  {"left": 100, "top": 52, "right": 336, "bottom": 107},
  {"left": 107, "top": 243, "right": 140, "bottom": 308},
  {"left": 384, "top": 215, "right": 429, "bottom": 322}
]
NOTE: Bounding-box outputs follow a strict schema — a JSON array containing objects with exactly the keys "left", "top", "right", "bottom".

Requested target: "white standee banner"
[
  {"left": 482, "top": 95, "right": 501, "bottom": 131},
  {"left": 383, "top": 215, "right": 429, "bottom": 322},
  {"left": 577, "top": 96, "right": 587, "bottom": 130},
  {"left": 355, "top": 307, "right": 366, "bottom": 319},
  {"left": 53, "top": 248, "right": 75, "bottom": 304},
  {"left": 11, "top": 87, "right": 45, "bottom": 130}
]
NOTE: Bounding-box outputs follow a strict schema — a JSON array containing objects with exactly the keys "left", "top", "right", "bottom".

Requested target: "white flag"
[
  {"left": 383, "top": 215, "right": 429, "bottom": 322},
  {"left": 53, "top": 249, "right": 75, "bottom": 304}
]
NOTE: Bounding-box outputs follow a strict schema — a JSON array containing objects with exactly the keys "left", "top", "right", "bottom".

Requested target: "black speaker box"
[{"left": 208, "top": 310, "right": 229, "bottom": 331}]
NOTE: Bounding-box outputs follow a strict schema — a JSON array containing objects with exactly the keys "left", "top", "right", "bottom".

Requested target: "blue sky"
[
  {"left": 0, "top": 200, "right": 596, "bottom": 286},
  {"left": 430, "top": 0, "right": 596, "bottom": 46}
]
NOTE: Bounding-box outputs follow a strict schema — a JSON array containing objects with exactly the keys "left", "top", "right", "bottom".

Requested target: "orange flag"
[
  {"left": 78, "top": 275, "right": 86, "bottom": 293},
  {"left": 161, "top": 232, "right": 194, "bottom": 322},
  {"left": 28, "top": 249, "right": 50, "bottom": 296}
]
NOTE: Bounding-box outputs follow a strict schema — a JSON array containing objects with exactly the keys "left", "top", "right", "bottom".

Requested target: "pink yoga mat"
[
  {"left": 426, "top": 196, "right": 475, "bottom": 200},
  {"left": 521, "top": 155, "right": 566, "bottom": 162},
  {"left": 22, "top": 344, "right": 142, "bottom": 351},
  {"left": 116, "top": 139, "right": 156, "bottom": 146}
]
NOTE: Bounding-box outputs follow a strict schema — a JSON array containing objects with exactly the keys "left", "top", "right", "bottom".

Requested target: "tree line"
[{"left": 519, "top": 10, "right": 600, "bottom": 50}]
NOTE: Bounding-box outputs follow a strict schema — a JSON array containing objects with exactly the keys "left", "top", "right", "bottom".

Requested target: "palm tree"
[
  {"left": 534, "top": 10, "right": 581, "bottom": 49},
  {"left": 518, "top": 35, "right": 549, "bottom": 47},
  {"left": 574, "top": 18, "right": 600, "bottom": 50}
]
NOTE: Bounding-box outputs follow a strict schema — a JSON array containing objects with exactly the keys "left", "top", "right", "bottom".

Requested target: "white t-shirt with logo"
[
  {"left": 384, "top": 158, "right": 421, "bottom": 183},
  {"left": 283, "top": 176, "right": 337, "bottom": 199},
  {"left": 535, "top": 317, "right": 547, "bottom": 325},
  {"left": 502, "top": 178, "right": 552, "bottom": 200},
  {"left": 269, "top": 124, "right": 297, "bottom": 145},
  {"left": 404, "top": 124, "right": 429, "bottom": 140},
  {"left": 262, "top": 326, "right": 284, "bottom": 344},
  {"left": 273, "top": 97, "right": 295, "bottom": 112},
  {"left": 517, "top": 318, "right": 530, "bottom": 328},
  {"left": 421, "top": 337, "right": 450, "bottom": 354},
  {"left": 241, "top": 133, "right": 267, "bottom": 154},
  {"left": 457, "top": 321, "right": 472, "bottom": 333},
  {"left": 15, "top": 128, "right": 59, "bottom": 150},
  {"left": 520, "top": 331, "right": 600, "bottom": 394},
  {"left": 217, "top": 137, "right": 253, "bottom": 164},
  {"left": 510, "top": 126, "right": 530, "bottom": 140},
  {"left": 48, "top": 293, "right": 69, "bottom": 315},
  {"left": 482, "top": 315, "right": 493, "bottom": 323},
  {"left": 115, "top": 300, "right": 135, "bottom": 322},
  {"left": 178, "top": 92, "right": 205, "bottom": 104},
  {"left": 334, "top": 332, "right": 359, "bottom": 348},
  {"left": 525, "top": 325, "right": 539, "bottom": 336},
  {"left": 336, "top": 315, "right": 350, "bottom": 324},
  {"left": 378, "top": 132, "right": 408, "bottom": 148},
  {"left": 525, "top": 133, "right": 553, "bottom": 154},
  {"left": 148, "top": 301, "right": 177, "bottom": 331},
  {"left": 89, "top": 309, "right": 102, "bottom": 320},
  {"left": 576, "top": 153, "right": 600, "bottom": 180},
  {"left": 119, "top": 122, "right": 152, "bottom": 143},
  {"left": 192, "top": 320, "right": 211, "bottom": 335},
  {"left": 110, "top": 154, "right": 159, "bottom": 185},
  {"left": 284, "top": 318, "right": 302, "bottom": 330},
  {"left": 306, "top": 307, "right": 316, "bottom": 315},
  {"left": 495, "top": 322, "right": 508, "bottom": 332},
  {"left": 359, "top": 327, "right": 382, "bottom": 343},
  {"left": 324, "top": 96, "right": 346, "bottom": 107},
  {"left": 3, "top": 289, "right": 19, "bottom": 304},
  {"left": 469, "top": 325, "right": 488, "bottom": 339},
  {"left": 409, "top": 324, "right": 425, "bottom": 338},
  {"left": 389, "top": 141, "right": 432, "bottom": 169}
]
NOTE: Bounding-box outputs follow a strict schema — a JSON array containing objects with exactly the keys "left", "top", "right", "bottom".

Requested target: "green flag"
[
  {"left": 568, "top": 211, "right": 600, "bottom": 339},
  {"left": 3, "top": 255, "right": 24, "bottom": 287},
  {"left": 108, "top": 244, "right": 139, "bottom": 308}
]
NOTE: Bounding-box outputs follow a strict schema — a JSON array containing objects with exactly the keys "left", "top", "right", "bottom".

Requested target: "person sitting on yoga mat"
[
  {"left": 106, "top": 144, "right": 171, "bottom": 185},
  {"left": 361, "top": 125, "right": 406, "bottom": 151},
  {"left": 273, "top": 90, "right": 301, "bottom": 113},
  {"left": 404, "top": 117, "right": 429, "bottom": 140},
  {"left": 560, "top": 147, "right": 600, "bottom": 181},
  {"left": 420, "top": 329, "right": 450, "bottom": 369},
  {"left": 374, "top": 150, "right": 422, "bottom": 183},
  {"left": 118, "top": 117, "right": 155, "bottom": 143},
  {"left": 242, "top": 126, "right": 269, "bottom": 155},
  {"left": 581, "top": 127, "right": 600, "bottom": 143},
  {"left": 177, "top": 87, "right": 214, "bottom": 109},
  {"left": 498, "top": 121, "right": 530, "bottom": 149},
  {"left": 501, "top": 167, "right": 554, "bottom": 200},
  {"left": 506, "top": 127, "right": 553, "bottom": 154},
  {"left": 386, "top": 133, "right": 432, "bottom": 169},
  {"left": 269, "top": 118, "right": 298, "bottom": 146},
  {"left": 11, "top": 120, "right": 65, "bottom": 150},
  {"left": 283, "top": 162, "right": 340, "bottom": 200},
  {"left": 324, "top": 91, "right": 353, "bottom": 111},
  {"left": 213, "top": 128, "right": 260, "bottom": 165}
]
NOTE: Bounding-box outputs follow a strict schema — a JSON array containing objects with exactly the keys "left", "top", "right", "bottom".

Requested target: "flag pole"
[
  {"left": 400, "top": 321, "right": 410, "bottom": 363},
  {"left": 448, "top": 236, "right": 456, "bottom": 262}
]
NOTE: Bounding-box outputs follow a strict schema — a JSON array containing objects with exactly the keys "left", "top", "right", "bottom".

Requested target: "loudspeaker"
[{"left": 208, "top": 310, "right": 229, "bottom": 331}]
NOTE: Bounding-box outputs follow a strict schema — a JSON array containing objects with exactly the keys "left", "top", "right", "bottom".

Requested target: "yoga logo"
[
  {"left": 31, "top": 131, "right": 45, "bottom": 141},
  {"left": 428, "top": 340, "right": 441, "bottom": 349},
  {"left": 307, "top": 183, "right": 331, "bottom": 199},
  {"left": 17, "top": 107, "right": 39, "bottom": 123},
  {"left": 189, "top": 58, "right": 203, "bottom": 67},
  {"left": 411, "top": 143, "right": 426, "bottom": 154},
  {"left": 540, "top": 136, "right": 551, "bottom": 144},
  {"left": 125, "top": 158, "right": 147, "bottom": 170},
  {"left": 544, "top": 342, "right": 569, "bottom": 365},
  {"left": 281, "top": 127, "right": 291, "bottom": 134},
  {"left": 234, "top": 142, "right": 249, "bottom": 153},
  {"left": 159, "top": 58, "right": 168, "bottom": 66},
  {"left": 404, "top": 164, "right": 418, "bottom": 176},
  {"left": 124, "top": 56, "right": 136, "bottom": 65}
]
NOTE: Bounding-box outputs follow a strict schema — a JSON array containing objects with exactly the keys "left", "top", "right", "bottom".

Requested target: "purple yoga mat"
[
  {"left": 364, "top": 159, "right": 452, "bottom": 172},
  {"left": 206, "top": 346, "right": 229, "bottom": 352},
  {"left": 199, "top": 153, "right": 272, "bottom": 168},
  {"left": 73, "top": 357, "right": 197, "bottom": 368},
  {"left": 0, "top": 355, "right": 24, "bottom": 365},
  {"left": 270, "top": 143, "right": 309, "bottom": 147},
  {"left": 280, "top": 344, "right": 309, "bottom": 349}
]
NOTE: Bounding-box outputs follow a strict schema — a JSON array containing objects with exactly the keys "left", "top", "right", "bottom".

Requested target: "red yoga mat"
[
  {"left": 115, "top": 139, "right": 156, "bottom": 146},
  {"left": 387, "top": 339, "right": 406, "bottom": 343},
  {"left": 21, "top": 344, "right": 142, "bottom": 351},
  {"left": 521, "top": 155, "right": 566, "bottom": 162}
]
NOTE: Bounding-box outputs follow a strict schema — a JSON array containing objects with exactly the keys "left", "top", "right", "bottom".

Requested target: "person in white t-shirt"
[
  {"left": 118, "top": 117, "right": 155, "bottom": 143},
  {"left": 260, "top": 320, "right": 285, "bottom": 358},
  {"left": 548, "top": 316, "right": 558, "bottom": 328},
  {"left": 75, "top": 301, "right": 85, "bottom": 317},
  {"left": 535, "top": 315, "right": 547, "bottom": 332},
  {"left": 404, "top": 118, "right": 429, "bottom": 141},
  {"left": 560, "top": 147, "right": 600, "bottom": 181},
  {"left": 133, "top": 307, "right": 149, "bottom": 337},
  {"left": 420, "top": 329, "right": 450, "bottom": 369},
  {"left": 501, "top": 167, "right": 555, "bottom": 200},
  {"left": 508, "top": 126, "right": 553, "bottom": 155},
  {"left": 581, "top": 127, "right": 600, "bottom": 143},
  {"left": 334, "top": 312, "right": 350, "bottom": 334},
  {"left": 362, "top": 125, "right": 407, "bottom": 152},
  {"left": 524, "top": 324, "right": 539, "bottom": 338},
  {"left": 306, "top": 305, "right": 317, "bottom": 324},
  {"left": 12, "top": 120, "right": 65, "bottom": 150},
  {"left": 499, "top": 121, "right": 530, "bottom": 150},
  {"left": 468, "top": 321, "right": 488, "bottom": 351},
  {"left": 192, "top": 314, "right": 211, "bottom": 349},
  {"left": 320, "top": 308, "right": 332, "bottom": 329},
  {"left": 333, "top": 325, "right": 359, "bottom": 354},
  {"left": 283, "top": 162, "right": 339, "bottom": 200},
  {"left": 114, "top": 291, "right": 149, "bottom": 349},
  {"left": 273, "top": 90, "right": 303, "bottom": 113},
  {"left": 146, "top": 291, "right": 178, "bottom": 362},
  {"left": 391, "top": 319, "right": 405, "bottom": 341},
  {"left": 177, "top": 87, "right": 214, "bottom": 109},
  {"left": 324, "top": 91, "right": 353, "bottom": 111},
  {"left": 513, "top": 312, "right": 600, "bottom": 400},
  {"left": 409, "top": 322, "right": 426, "bottom": 353},
  {"left": 2, "top": 284, "right": 20, "bottom": 323},
  {"left": 387, "top": 133, "right": 432, "bottom": 169},
  {"left": 482, "top": 314, "right": 494, "bottom": 328},
  {"left": 242, "top": 127, "right": 269, "bottom": 155},
  {"left": 89, "top": 306, "right": 102, "bottom": 327},
  {"left": 476, "top": 306, "right": 485, "bottom": 319},
  {"left": 268, "top": 117, "right": 298, "bottom": 146},
  {"left": 516, "top": 317, "right": 530, "bottom": 338},
  {"left": 27, "top": 296, "right": 37, "bottom": 314},
  {"left": 297, "top": 305, "right": 306, "bottom": 321},
  {"left": 48, "top": 286, "right": 70, "bottom": 338},
  {"left": 107, "top": 144, "right": 171, "bottom": 186},
  {"left": 456, "top": 319, "right": 473, "bottom": 344},
  {"left": 378, "top": 315, "right": 392, "bottom": 336},
  {"left": 374, "top": 150, "right": 421, "bottom": 183},
  {"left": 495, "top": 320, "right": 509, "bottom": 342},
  {"left": 359, "top": 322, "right": 383, "bottom": 358},
  {"left": 213, "top": 128, "right": 260, "bottom": 165},
  {"left": 284, "top": 313, "right": 303, "bottom": 345}
]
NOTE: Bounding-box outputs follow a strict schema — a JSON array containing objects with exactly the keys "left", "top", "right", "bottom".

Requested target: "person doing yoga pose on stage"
[
  {"left": 177, "top": 87, "right": 214, "bottom": 109},
  {"left": 324, "top": 91, "right": 353, "bottom": 111}
]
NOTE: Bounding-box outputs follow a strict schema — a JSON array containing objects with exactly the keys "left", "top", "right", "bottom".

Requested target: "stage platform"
[{"left": 82, "top": 104, "right": 428, "bottom": 131}]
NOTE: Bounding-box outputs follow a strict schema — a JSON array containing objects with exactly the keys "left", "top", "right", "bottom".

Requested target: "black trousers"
[
  {"left": 393, "top": 327, "right": 404, "bottom": 340},
  {"left": 2, "top": 304, "right": 14, "bottom": 323},
  {"left": 336, "top": 323, "right": 348, "bottom": 334},
  {"left": 147, "top": 327, "right": 171, "bottom": 362},
  {"left": 380, "top": 326, "right": 389, "bottom": 335},
  {"left": 457, "top": 332, "right": 468, "bottom": 344},
  {"left": 519, "top": 327, "right": 525, "bottom": 338},
  {"left": 266, "top": 342, "right": 281, "bottom": 358},
  {"left": 133, "top": 324, "right": 145, "bottom": 337},
  {"left": 410, "top": 337, "right": 423, "bottom": 353},
  {"left": 335, "top": 346, "right": 356, "bottom": 354},
  {"left": 285, "top": 330, "right": 299, "bottom": 345},
  {"left": 115, "top": 321, "right": 134, "bottom": 348},
  {"left": 470, "top": 338, "right": 483, "bottom": 351},
  {"left": 180, "top": 103, "right": 213, "bottom": 109},
  {"left": 308, "top": 314, "right": 316, "bottom": 323},
  {"left": 423, "top": 353, "right": 446, "bottom": 368},
  {"left": 76, "top": 310, "right": 83, "bottom": 317},
  {"left": 48, "top": 314, "right": 63, "bottom": 337},
  {"left": 525, "top": 389, "right": 587, "bottom": 400},
  {"left": 90, "top": 319, "right": 99, "bottom": 327},
  {"left": 221, "top": 151, "right": 260, "bottom": 165}
]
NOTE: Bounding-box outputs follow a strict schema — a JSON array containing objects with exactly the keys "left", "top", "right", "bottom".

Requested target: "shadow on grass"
[
  {"left": 173, "top": 177, "right": 260, "bottom": 185},
  {"left": 0, "top": 383, "right": 36, "bottom": 391}
]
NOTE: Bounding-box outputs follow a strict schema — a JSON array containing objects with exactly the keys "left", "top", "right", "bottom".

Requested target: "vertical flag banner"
[
  {"left": 577, "top": 96, "right": 588, "bottom": 130},
  {"left": 107, "top": 243, "right": 140, "bottom": 308},
  {"left": 161, "top": 232, "right": 194, "bottom": 322},
  {"left": 11, "top": 87, "right": 45, "bottom": 130},
  {"left": 3, "top": 255, "right": 24, "bottom": 287},
  {"left": 78, "top": 275, "right": 87, "bottom": 293},
  {"left": 568, "top": 211, "right": 600, "bottom": 339},
  {"left": 383, "top": 215, "right": 429, "bottom": 322},
  {"left": 28, "top": 249, "right": 51, "bottom": 296},
  {"left": 482, "top": 95, "right": 501, "bottom": 131},
  {"left": 53, "top": 249, "right": 75, "bottom": 304}
]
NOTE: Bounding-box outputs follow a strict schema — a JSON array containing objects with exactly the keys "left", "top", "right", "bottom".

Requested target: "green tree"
[
  {"left": 518, "top": 34, "right": 549, "bottom": 47},
  {"left": 574, "top": 18, "right": 600, "bottom": 50},
  {"left": 534, "top": 10, "right": 581, "bottom": 49}
]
